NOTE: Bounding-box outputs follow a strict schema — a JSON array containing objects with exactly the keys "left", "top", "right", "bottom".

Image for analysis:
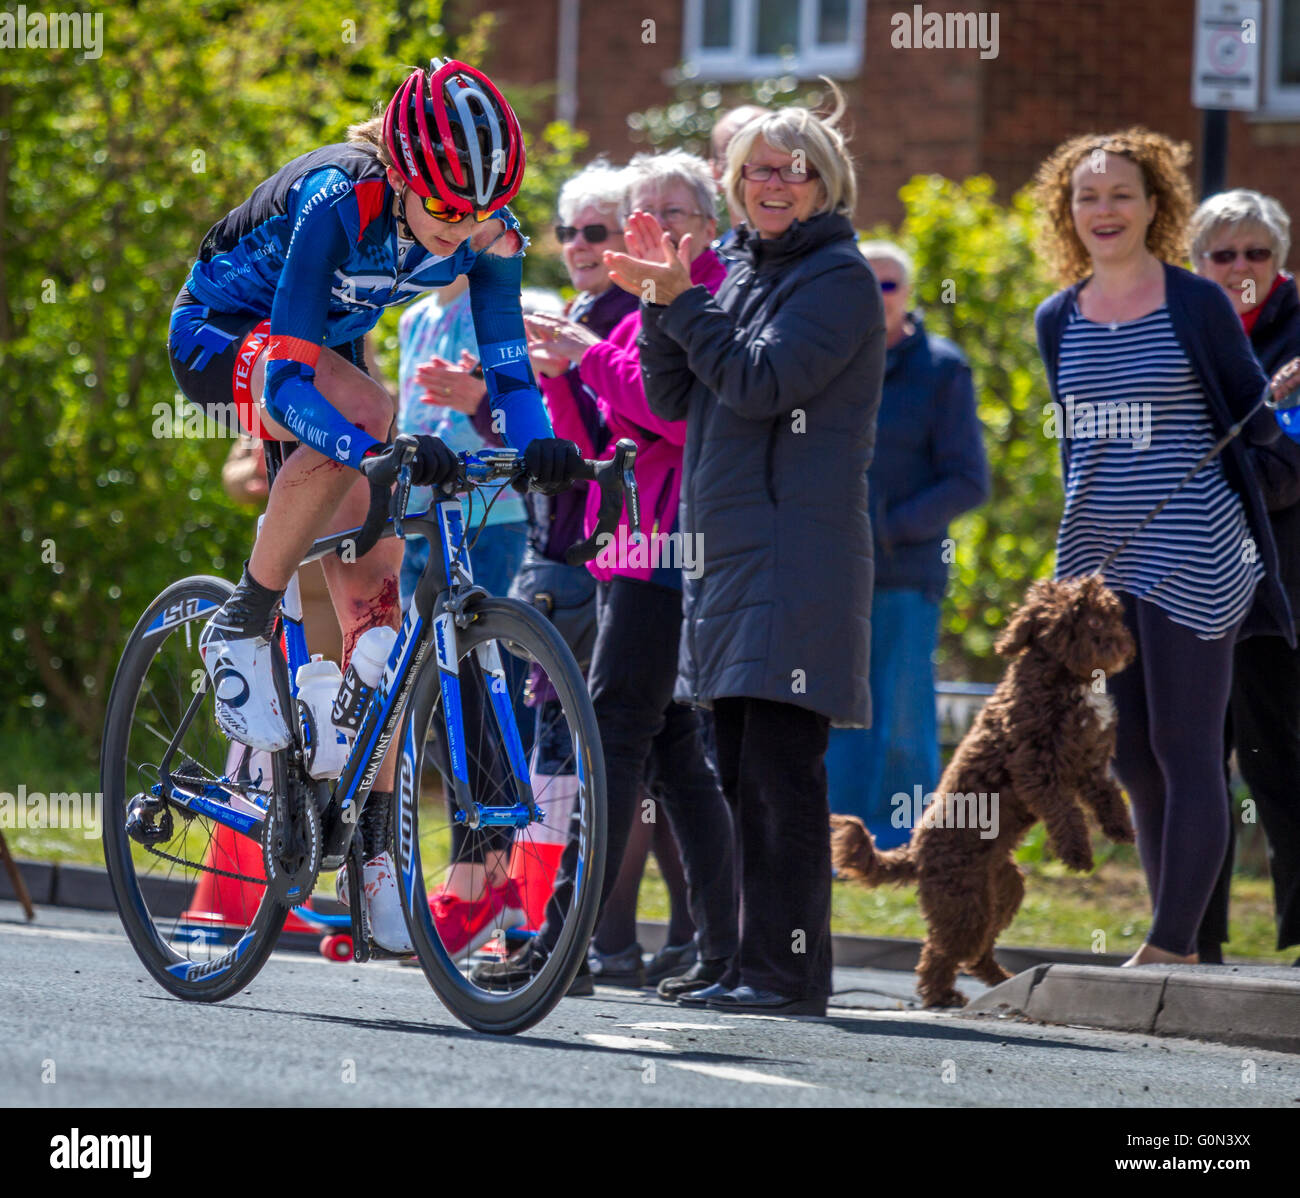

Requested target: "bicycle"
[{"left": 101, "top": 432, "right": 639, "bottom": 1034}]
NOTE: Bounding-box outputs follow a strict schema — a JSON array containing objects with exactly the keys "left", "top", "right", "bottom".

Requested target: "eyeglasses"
[
  {"left": 555, "top": 224, "right": 611, "bottom": 244},
  {"left": 878, "top": 280, "right": 901, "bottom": 293},
  {"left": 1202, "top": 247, "right": 1272, "bottom": 265},
  {"left": 740, "top": 163, "right": 821, "bottom": 184},
  {"left": 639, "top": 206, "right": 708, "bottom": 226}
]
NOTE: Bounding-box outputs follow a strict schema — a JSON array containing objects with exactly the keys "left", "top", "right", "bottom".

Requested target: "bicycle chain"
[{"left": 142, "top": 842, "right": 265, "bottom": 885}]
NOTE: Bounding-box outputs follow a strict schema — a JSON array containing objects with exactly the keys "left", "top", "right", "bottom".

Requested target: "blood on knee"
[{"left": 341, "top": 576, "right": 399, "bottom": 669}]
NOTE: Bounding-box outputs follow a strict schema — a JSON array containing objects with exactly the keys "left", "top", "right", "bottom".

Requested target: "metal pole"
[{"left": 1201, "top": 107, "right": 1228, "bottom": 198}]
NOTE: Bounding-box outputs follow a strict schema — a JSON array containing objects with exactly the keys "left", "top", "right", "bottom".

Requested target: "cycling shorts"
[{"left": 168, "top": 286, "right": 369, "bottom": 441}]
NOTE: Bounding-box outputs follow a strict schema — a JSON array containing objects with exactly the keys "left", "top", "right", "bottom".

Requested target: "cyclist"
[{"left": 167, "top": 59, "right": 580, "bottom": 951}]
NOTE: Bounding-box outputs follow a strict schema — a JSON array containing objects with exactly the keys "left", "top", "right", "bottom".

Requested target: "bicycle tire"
[
  {"left": 101, "top": 575, "right": 288, "bottom": 1002},
  {"left": 394, "top": 597, "right": 606, "bottom": 1034}
]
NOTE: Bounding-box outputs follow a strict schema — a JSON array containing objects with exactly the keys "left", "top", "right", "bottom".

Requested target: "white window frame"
[
  {"left": 682, "top": 0, "right": 866, "bottom": 80},
  {"left": 1252, "top": 0, "right": 1300, "bottom": 119}
]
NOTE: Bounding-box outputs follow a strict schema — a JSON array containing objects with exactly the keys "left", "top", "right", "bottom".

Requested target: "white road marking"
[
  {"left": 665, "top": 1061, "right": 817, "bottom": 1088},
  {"left": 0, "top": 924, "right": 122, "bottom": 944},
  {"left": 618, "top": 1021, "right": 737, "bottom": 1032},
  {"left": 582, "top": 1033, "right": 677, "bottom": 1052}
]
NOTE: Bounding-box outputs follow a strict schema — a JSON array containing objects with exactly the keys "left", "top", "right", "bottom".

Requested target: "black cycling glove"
[
  {"left": 520, "top": 437, "right": 582, "bottom": 495},
  {"left": 410, "top": 435, "right": 459, "bottom": 488}
]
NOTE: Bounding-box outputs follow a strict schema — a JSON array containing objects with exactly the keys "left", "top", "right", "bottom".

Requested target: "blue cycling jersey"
[{"left": 184, "top": 143, "right": 552, "bottom": 465}]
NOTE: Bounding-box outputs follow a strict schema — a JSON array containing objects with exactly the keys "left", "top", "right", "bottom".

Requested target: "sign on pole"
[{"left": 1192, "top": 0, "right": 1261, "bottom": 111}]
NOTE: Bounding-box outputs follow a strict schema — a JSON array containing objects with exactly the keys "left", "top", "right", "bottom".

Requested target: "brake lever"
[{"left": 392, "top": 463, "right": 412, "bottom": 538}]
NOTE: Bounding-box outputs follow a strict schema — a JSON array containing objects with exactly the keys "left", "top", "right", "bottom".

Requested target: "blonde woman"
[{"left": 604, "top": 90, "right": 885, "bottom": 1014}]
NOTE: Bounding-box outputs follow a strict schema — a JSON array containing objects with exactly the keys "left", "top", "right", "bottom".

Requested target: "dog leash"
[{"left": 1090, "top": 374, "right": 1296, "bottom": 577}]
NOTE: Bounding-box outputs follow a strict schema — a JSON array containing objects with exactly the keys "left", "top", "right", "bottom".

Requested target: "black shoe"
[
  {"left": 705, "top": 985, "right": 826, "bottom": 1016},
  {"left": 645, "top": 939, "right": 698, "bottom": 986},
  {"left": 676, "top": 982, "right": 732, "bottom": 1007},
  {"left": 587, "top": 941, "right": 646, "bottom": 987},
  {"left": 470, "top": 940, "right": 594, "bottom": 996},
  {"left": 469, "top": 940, "right": 546, "bottom": 990},
  {"left": 566, "top": 956, "right": 594, "bottom": 997},
  {"left": 657, "top": 957, "right": 729, "bottom": 1000}
]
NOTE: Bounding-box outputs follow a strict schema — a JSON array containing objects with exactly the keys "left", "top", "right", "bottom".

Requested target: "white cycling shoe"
[
  {"left": 198, "top": 620, "right": 293, "bottom": 753},
  {"left": 337, "top": 851, "right": 414, "bottom": 954}
]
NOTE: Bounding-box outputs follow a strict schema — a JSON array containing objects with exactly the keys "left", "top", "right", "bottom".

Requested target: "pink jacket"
[{"left": 542, "top": 248, "right": 728, "bottom": 582}]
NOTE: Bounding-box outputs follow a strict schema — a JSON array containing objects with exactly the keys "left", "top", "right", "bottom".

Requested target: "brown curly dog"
[{"left": 831, "top": 575, "right": 1137, "bottom": 1008}]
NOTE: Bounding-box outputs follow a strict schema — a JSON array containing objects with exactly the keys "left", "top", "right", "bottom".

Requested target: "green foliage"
[
  {"left": 866, "top": 176, "right": 1061, "bottom": 680},
  {"left": 0, "top": 1, "right": 579, "bottom": 737}
]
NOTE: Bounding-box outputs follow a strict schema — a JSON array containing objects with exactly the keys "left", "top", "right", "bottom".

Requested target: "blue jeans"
[
  {"left": 826, "top": 588, "right": 940, "bottom": 850},
  {"left": 399, "top": 520, "right": 529, "bottom": 610}
]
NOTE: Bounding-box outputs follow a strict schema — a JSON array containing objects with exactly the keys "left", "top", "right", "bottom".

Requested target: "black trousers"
[
  {"left": 1110, "top": 593, "right": 1241, "bottom": 956},
  {"left": 712, "top": 696, "right": 833, "bottom": 1000},
  {"left": 1200, "top": 634, "right": 1300, "bottom": 954},
  {"left": 538, "top": 578, "right": 737, "bottom": 960}
]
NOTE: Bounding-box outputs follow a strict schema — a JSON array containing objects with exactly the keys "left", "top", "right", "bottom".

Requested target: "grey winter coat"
[{"left": 638, "top": 211, "right": 885, "bottom": 726}]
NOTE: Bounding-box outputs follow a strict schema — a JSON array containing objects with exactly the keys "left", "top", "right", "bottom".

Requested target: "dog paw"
[
  {"left": 921, "top": 989, "right": 968, "bottom": 1009},
  {"left": 1102, "top": 821, "right": 1136, "bottom": 844}
]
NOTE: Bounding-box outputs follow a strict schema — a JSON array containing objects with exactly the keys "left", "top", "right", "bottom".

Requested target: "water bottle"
[
  {"left": 295, "top": 656, "right": 350, "bottom": 779},
  {"left": 332, "top": 626, "right": 398, "bottom": 732}
]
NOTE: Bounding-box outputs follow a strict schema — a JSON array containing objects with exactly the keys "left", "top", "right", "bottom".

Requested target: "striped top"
[{"left": 1053, "top": 302, "right": 1262, "bottom": 639}]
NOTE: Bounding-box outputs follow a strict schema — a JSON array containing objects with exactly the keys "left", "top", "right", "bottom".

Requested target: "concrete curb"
[{"left": 966, "top": 963, "right": 1300, "bottom": 1054}]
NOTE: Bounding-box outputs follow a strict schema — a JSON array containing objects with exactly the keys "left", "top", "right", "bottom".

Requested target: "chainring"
[{"left": 261, "top": 780, "right": 322, "bottom": 907}]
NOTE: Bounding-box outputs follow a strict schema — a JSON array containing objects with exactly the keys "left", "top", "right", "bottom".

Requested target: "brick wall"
[{"left": 461, "top": 0, "right": 1300, "bottom": 263}]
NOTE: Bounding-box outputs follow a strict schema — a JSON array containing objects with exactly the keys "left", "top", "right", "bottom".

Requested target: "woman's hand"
[
  {"left": 528, "top": 344, "right": 572, "bottom": 379},
  {"left": 416, "top": 351, "right": 486, "bottom": 415},
  {"left": 524, "top": 312, "right": 601, "bottom": 365},
  {"left": 1269, "top": 356, "right": 1300, "bottom": 409},
  {"left": 605, "top": 210, "right": 695, "bottom": 306}
]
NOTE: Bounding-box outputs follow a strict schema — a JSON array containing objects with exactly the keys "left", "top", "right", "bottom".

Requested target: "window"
[
  {"left": 1256, "top": 0, "right": 1300, "bottom": 117},
  {"left": 683, "top": 0, "right": 865, "bottom": 80}
]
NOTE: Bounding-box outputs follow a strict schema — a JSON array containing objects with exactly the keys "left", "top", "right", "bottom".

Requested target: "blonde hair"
[
  {"left": 346, "top": 113, "right": 393, "bottom": 169},
  {"left": 723, "top": 80, "right": 856, "bottom": 224}
]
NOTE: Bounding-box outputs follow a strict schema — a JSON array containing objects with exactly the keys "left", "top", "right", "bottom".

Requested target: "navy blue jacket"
[
  {"left": 641, "top": 212, "right": 884, "bottom": 726},
  {"left": 1035, "top": 261, "right": 1294, "bottom": 645},
  {"left": 1245, "top": 273, "right": 1300, "bottom": 630},
  {"left": 870, "top": 314, "right": 990, "bottom": 596}
]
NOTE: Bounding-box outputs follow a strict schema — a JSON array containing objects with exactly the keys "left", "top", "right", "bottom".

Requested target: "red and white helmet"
[{"left": 382, "top": 58, "right": 525, "bottom": 219}]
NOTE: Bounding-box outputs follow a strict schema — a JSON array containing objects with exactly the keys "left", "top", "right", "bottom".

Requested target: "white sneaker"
[
  {"left": 338, "top": 851, "right": 413, "bottom": 954},
  {"left": 198, "top": 620, "right": 292, "bottom": 752}
]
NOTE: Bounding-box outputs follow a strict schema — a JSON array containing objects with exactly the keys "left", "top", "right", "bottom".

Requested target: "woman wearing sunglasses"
[
  {"left": 168, "top": 59, "right": 578, "bottom": 954},
  {"left": 1190, "top": 189, "right": 1300, "bottom": 966}
]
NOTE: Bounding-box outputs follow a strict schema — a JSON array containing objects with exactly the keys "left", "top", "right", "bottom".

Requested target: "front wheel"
[{"left": 394, "top": 598, "right": 606, "bottom": 1034}]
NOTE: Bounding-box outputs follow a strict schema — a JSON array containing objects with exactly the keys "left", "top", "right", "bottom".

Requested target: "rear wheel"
[
  {"left": 394, "top": 598, "right": 605, "bottom": 1034},
  {"left": 101, "top": 576, "right": 288, "bottom": 1001}
]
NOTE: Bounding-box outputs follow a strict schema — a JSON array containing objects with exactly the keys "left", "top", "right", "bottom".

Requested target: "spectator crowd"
[{"left": 394, "top": 97, "right": 1300, "bottom": 1011}]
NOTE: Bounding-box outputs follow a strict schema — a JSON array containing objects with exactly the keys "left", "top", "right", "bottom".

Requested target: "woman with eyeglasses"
[
  {"left": 1034, "top": 130, "right": 1292, "bottom": 968},
  {"left": 1190, "top": 190, "right": 1300, "bottom": 965},
  {"left": 599, "top": 92, "right": 885, "bottom": 1015},
  {"left": 167, "top": 60, "right": 580, "bottom": 954}
]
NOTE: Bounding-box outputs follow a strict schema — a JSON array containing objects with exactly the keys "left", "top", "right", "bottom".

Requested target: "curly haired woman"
[{"left": 1033, "top": 128, "right": 1293, "bottom": 967}]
